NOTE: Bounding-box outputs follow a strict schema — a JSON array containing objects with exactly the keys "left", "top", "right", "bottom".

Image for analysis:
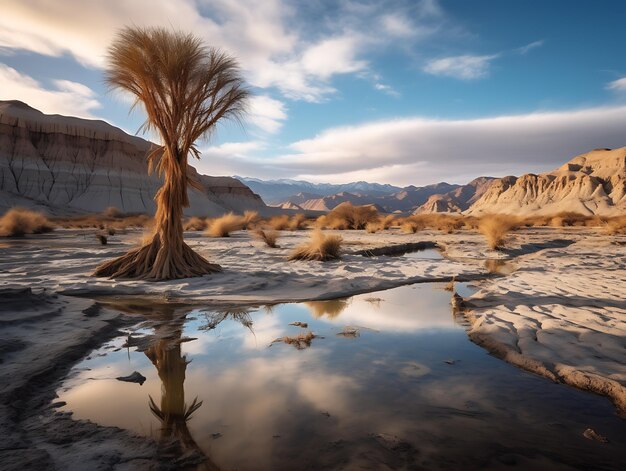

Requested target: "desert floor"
[{"left": 0, "top": 226, "right": 624, "bottom": 469}]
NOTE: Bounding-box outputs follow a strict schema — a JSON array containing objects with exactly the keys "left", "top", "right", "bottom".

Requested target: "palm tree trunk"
[{"left": 93, "top": 150, "right": 221, "bottom": 280}]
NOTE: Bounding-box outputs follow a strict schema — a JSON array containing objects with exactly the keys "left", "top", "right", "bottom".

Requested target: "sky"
[{"left": 1, "top": 0, "right": 626, "bottom": 187}]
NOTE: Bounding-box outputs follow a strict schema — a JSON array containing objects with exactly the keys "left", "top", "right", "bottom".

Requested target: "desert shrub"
[
  {"left": 102, "top": 206, "right": 122, "bottom": 218},
  {"left": 478, "top": 214, "right": 519, "bottom": 249},
  {"left": 604, "top": 215, "right": 626, "bottom": 235},
  {"left": 268, "top": 214, "right": 290, "bottom": 230},
  {"left": 319, "top": 202, "right": 378, "bottom": 230},
  {"left": 184, "top": 216, "right": 208, "bottom": 231},
  {"left": 0, "top": 208, "right": 54, "bottom": 237},
  {"left": 96, "top": 234, "right": 108, "bottom": 245},
  {"left": 401, "top": 216, "right": 425, "bottom": 234},
  {"left": 289, "top": 230, "right": 342, "bottom": 261},
  {"left": 288, "top": 213, "right": 307, "bottom": 231},
  {"left": 205, "top": 212, "right": 244, "bottom": 237},
  {"left": 380, "top": 214, "right": 396, "bottom": 229},
  {"left": 242, "top": 210, "right": 260, "bottom": 229},
  {"left": 254, "top": 228, "right": 280, "bottom": 248},
  {"left": 366, "top": 214, "right": 395, "bottom": 233},
  {"left": 365, "top": 221, "right": 381, "bottom": 233}
]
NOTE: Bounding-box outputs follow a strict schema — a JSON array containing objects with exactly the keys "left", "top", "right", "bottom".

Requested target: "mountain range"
[{"left": 1, "top": 100, "right": 624, "bottom": 218}]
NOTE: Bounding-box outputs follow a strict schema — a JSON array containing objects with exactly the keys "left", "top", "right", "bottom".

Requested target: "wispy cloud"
[
  {"left": 0, "top": 63, "right": 100, "bottom": 118},
  {"left": 200, "top": 105, "right": 626, "bottom": 186},
  {"left": 516, "top": 39, "right": 544, "bottom": 55},
  {"left": 607, "top": 77, "right": 626, "bottom": 91},
  {"left": 423, "top": 54, "right": 498, "bottom": 80},
  {"left": 374, "top": 82, "right": 400, "bottom": 97},
  {"left": 247, "top": 95, "right": 287, "bottom": 134},
  {"left": 0, "top": 0, "right": 447, "bottom": 104}
]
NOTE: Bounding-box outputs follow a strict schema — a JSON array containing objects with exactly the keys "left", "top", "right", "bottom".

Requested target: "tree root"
[{"left": 93, "top": 235, "right": 221, "bottom": 281}]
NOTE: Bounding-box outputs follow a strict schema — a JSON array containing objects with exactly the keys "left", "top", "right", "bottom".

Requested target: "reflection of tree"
[
  {"left": 96, "top": 300, "right": 257, "bottom": 469},
  {"left": 304, "top": 298, "right": 351, "bottom": 318}
]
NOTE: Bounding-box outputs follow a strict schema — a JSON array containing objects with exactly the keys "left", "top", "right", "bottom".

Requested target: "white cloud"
[
  {"left": 517, "top": 39, "right": 544, "bottom": 55},
  {"left": 247, "top": 95, "right": 287, "bottom": 134},
  {"left": 0, "top": 0, "right": 432, "bottom": 104},
  {"left": 423, "top": 54, "right": 498, "bottom": 80},
  {"left": 200, "top": 105, "right": 626, "bottom": 186},
  {"left": 381, "top": 14, "right": 416, "bottom": 38},
  {"left": 607, "top": 77, "right": 626, "bottom": 91},
  {"left": 374, "top": 82, "right": 400, "bottom": 97},
  {"left": 0, "top": 64, "right": 100, "bottom": 118}
]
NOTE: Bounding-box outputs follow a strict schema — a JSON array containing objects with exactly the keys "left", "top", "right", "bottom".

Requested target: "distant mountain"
[
  {"left": 414, "top": 177, "right": 496, "bottom": 213},
  {"left": 466, "top": 148, "right": 626, "bottom": 216},
  {"left": 234, "top": 176, "right": 401, "bottom": 204},
  {"left": 278, "top": 182, "right": 462, "bottom": 214}
]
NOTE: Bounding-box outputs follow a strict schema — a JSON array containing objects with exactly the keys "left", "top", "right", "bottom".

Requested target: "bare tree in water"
[{"left": 94, "top": 27, "right": 248, "bottom": 280}]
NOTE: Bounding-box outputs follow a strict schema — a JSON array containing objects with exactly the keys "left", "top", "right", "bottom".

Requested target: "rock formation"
[
  {"left": 0, "top": 100, "right": 266, "bottom": 216},
  {"left": 414, "top": 177, "right": 495, "bottom": 214},
  {"left": 467, "top": 147, "right": 626, "bottom": 216}
]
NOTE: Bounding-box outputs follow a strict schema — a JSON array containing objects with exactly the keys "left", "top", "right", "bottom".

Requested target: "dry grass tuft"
[
  {"left": 365, "top": 214, "right": 396, "bottom": 233},
  {"left": 289, "top": 230, "right": 342, "bottom": 261},
  {"left": 270, "top": 331, "right": 318, "bottom": 349},
  {"left": 205, "top": 212, "right": 244, "bottom": 237},
  {"left": 184, "top": 216, "right": 208, "bottom": 231},
  {"left": 254, "top": 228, "right": 280, "bottom": 248},
  {"left": 478, "top": 214, "right": 519, "bottom": 249},
  {"left": 96, "top": 234, "right": 108, "bottom": 245},
  {"left": 242, "top": 210, "right": 260, "bottom": 229},
  {"left": 0, "top": 208, "right": 55, "bottom": 237},
  {"left": 316, "top": 203, "right": 379, "bottom": 230},
  {"left": 268, "top": 214, "right": 290, "bottom": 230},
  {"left": 288, "top": 213, "right": 307, "bottom": 230},
  {"left": 604, "top": 215, "right": 626, "bottom": 235},
  {"left": 102, "top": 206, "right": 122, "bottom": 218}
]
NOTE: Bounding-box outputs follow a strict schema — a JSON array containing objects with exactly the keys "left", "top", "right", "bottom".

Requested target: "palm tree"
[{"left": 94, "top": 27, "right": 249, "bottom": 280}]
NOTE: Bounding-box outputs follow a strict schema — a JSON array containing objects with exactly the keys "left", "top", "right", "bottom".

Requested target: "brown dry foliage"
[
  {"left": 400, "top": 214, "right": 463, "bottom": 233},
  {"left": 0, "top": 208, "right": 55, "bottom": 237},
  {"left": 604, "top": 215, "right": 626, "bottom": 234},
  {"left": 183, "top": 216, "right": 208, "bottom": 231},
  {"left": 478, "top": 214, "right": 520, "bottom": 249},
  {"left": 315, "top": 203, "right": 379, "bottom": 230},
  {"left": 102, "top": 206, "right": 122, "bottom": 218},
  {"left": 271, "top": 331, "right": 318, "bottom": 350},
  {"left": 289, "top": 230, "right": 342, "bottom": 261},
  {"left": 205, "top": 213, "right": 245, "bottom": 237},
  {"left": 288, "top": 213, "right": 307, "bottom": 230},
  {"left": 267, "top": 214, "right": 290, "bottom": 230},
  {"left": 242, "top": 210, "right": 260, "bottom": 229},
  {"left": 93, "top": 27, "right": 248, "bottom": 280},
  {"left": 254, "top": 228, "right": 280, "bottom": 248}
]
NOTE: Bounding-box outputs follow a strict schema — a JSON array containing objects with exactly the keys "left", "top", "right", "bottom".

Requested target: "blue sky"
[{"left": 1, "top": 0, "right": 626, "bottom": 186}]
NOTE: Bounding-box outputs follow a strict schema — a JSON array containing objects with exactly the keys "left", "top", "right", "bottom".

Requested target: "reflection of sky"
[{"left": 57, "top": 284, "right": 626, "bottom": 470}]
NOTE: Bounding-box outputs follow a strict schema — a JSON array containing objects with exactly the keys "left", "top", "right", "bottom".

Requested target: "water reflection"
[
  {"left": 304, "top": 298, "right": 351, "bottom": 318},
  {"left": 58, "top": 285, "right": 626, "bottom": 470}
]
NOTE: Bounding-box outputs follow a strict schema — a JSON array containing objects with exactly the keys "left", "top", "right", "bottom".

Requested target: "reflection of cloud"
[{"left": 312, "top": 284, "right": 456, "bottom": 332}]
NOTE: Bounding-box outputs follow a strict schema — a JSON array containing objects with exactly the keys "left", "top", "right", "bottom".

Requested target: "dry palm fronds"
[
  {"left": 93, "top": 27, "right": 248, "bottom": 280},
  {"left": 289, "top": 230, "right": 342, "bottom": 261}
]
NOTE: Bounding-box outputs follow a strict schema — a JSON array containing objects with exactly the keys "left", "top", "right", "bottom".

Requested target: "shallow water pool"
[{"left": 57, "top": 283, "right": 626, "bottom": 470}]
